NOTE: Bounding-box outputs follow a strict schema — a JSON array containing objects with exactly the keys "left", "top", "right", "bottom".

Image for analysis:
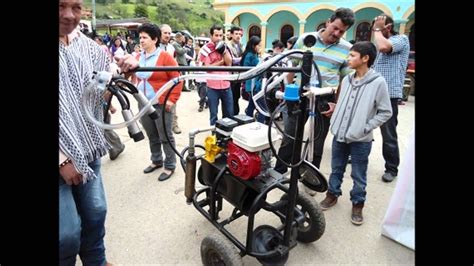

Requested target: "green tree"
[
  {"left": 113, "top": 3, "right": 131, "bottom": 18},
  {"left": 84, "top": 0, "right": 226, "bottom": 36},
  {"left": 96, "top": 0, "right": 114, "bottom": 4},
  {"left": 155, "top": 2, "right": 171, "bottom": 25},
  {"left": 135, "top": 4, "right": 148, "bottom": 18}
]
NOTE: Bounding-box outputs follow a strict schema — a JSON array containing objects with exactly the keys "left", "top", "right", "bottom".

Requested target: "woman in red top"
[{"left": 117, "top": 23, "right": 183, "bottom": 181}]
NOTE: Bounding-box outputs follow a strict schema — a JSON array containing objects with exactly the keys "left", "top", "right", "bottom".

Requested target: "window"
[
  {"left": 280, "top": 24, "right": 294, "bottom": 44},
  {"left": 249, "top": 25, "right": 261, "bottom": 39},
  {"left": 355, "top": 22, "right": 371, "bottom": 42}
]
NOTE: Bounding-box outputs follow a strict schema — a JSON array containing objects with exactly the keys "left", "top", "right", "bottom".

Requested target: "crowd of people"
[{"left": 59, "top": 0, "right": 410, "bottom": 263}]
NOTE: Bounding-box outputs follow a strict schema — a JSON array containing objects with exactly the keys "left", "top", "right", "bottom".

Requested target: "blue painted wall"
[
  {"left": 222, "top": 0, "right": 414, "bottom": 49},
  {"left": 305, "top": 9, "right": 334, "bottom": 32},
  {"left": 227, "top": 1, "right": 414, "bottom": 21}
]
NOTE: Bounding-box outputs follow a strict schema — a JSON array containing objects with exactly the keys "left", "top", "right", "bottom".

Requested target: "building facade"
[{"left": 213, "top": 0, "right": 415, "bottom": 51}]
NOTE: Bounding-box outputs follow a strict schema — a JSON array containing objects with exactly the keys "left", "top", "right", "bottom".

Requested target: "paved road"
[{"left": 97, "top": 89, "right": 415, "bottom": 265}]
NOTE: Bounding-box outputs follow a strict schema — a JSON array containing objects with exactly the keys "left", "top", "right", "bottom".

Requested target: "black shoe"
[
  {"left": 382, "top": 172, "right": 397, "bottom": 182},
  {"left": 144, "top": 163, "right": 163, "bottom": 174},
  {"left": 109, "top": 144, "right": 125, "bottom": 160},
  {"left": 198, "top": 106, "right": 204, "bottom": 112},
  {"left": 158, "top": 169, "right": 174, "bottom": 181}
]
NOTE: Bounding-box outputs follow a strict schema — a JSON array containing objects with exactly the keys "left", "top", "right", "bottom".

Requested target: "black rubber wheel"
[
  {"left": 252, "top": 225, "right": 289, "bottom": 266},
  {"left": 280, "top": 192, "right": 326, "bottom": 243},
  {"left": 201, "top": 233, "right": 243, "bottom": 266}
]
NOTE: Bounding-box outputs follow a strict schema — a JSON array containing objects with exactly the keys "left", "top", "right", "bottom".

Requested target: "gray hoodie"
[{"left": 330, "top": 69, "right": 392, "bottom": 143}]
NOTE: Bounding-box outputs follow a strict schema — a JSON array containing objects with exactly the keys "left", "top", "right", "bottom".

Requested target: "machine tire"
[
  {"left": 280, "top": 192, "right": 325, "bottom": 243},
  {"left": 252, "top": 225, "right": 289, "bottom": 265},
  {"left": 201, "top": 233, "right": 243, "bottom": 266}
]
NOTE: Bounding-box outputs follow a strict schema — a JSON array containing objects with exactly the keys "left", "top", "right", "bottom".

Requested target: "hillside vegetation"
[{"left": 83, "top": 0, "right": 224, "bottom": 36}]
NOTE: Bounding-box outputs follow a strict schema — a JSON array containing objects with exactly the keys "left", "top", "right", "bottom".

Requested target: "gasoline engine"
[{"left": 197, "top": 115, "right": 282, "bottom": 214}]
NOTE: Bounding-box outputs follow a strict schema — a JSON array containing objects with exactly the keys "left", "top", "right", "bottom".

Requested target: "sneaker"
[
  {"left": 382, "top": 172, "right": 397, "bottom": 183},
  {"left": 198, "top": 105, "right": 204, "bottom": 112},
  {"left": 351, "top": 203, "right": 364, "bottom": 225},
  {"left": 172, "top": 125, "right": 182, "bottom": 134},
  {"left": 109, "top": 144, "right": 125, "bottom": 160},
  {"left": 320, "top": 192, "right": 338, "bottom": 210}
]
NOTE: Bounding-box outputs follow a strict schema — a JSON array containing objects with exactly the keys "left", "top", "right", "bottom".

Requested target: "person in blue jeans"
[
  {"left": 319, "top": 42, "right": 392, "bottom": 225},
  {"left": 372, "top": 14, "right": 410, "bottom": 183},
  {"left": 198, "top": 25, "right": 233, "bottom": 125},
  {"left": 241, "top": 36, "right": 266, "bottom": 123},
  {"left": 59, "top": 0, "right": 111, "bottom": 264}
]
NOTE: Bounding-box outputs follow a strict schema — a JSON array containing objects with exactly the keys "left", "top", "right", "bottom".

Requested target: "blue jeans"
[
  {"left": 140, "top": 103, "right": 177, "bottom": 170},
  {"left": 328, "top": 138, "right": 372, "bottom": 205},
  {"left": 59, "top": 159, "right": 107, "bottom": 266},
  {"left": 207, "top": 87, "right": 234, "bottom": 125}
]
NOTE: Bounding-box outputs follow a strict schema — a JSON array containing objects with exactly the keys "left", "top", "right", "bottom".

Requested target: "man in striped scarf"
[{"left": 59, "top": 0, "right": 113, "bottom": 264}]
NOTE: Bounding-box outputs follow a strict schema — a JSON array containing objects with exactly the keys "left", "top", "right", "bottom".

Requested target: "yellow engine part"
[{"left": 204, "top": 135, "right": 221, "bottom": 163}]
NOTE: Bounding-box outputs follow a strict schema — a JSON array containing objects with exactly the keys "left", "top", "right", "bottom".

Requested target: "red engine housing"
[{"left": 227, "top": 141, "right": 261, "bottom": 180}]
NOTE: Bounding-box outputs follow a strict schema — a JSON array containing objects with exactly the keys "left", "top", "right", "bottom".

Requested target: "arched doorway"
[
  {"left": 280, "top": 24, "right": 294, "bottom": 44},
  {"left": 409, "top": 23, "right": 415, "bottom": 51},
  {"left": 317, "top": 22, "right": 326, "bottom": 31},
  {"left": 248, "top": 25, "right": 261, "bottom": 39},
  {"left": 355, "top": 22, "right": 371, "bottom": 42},
  {"left": 305, "top": 9, "right": 333, "bottom": 32},
  {"left": 266, "top": 10, "right": 299, "bottom": 49}
]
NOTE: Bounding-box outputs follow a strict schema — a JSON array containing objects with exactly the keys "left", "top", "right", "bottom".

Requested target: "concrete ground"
[{"left": 96, "top": 89, "right": 415, "bottom": 265}]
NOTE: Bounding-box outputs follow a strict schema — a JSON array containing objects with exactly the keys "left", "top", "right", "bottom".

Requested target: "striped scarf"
[
  {"left": 199, "top": 41, "right": 215, "bottom": 57},
  {"left": 59, "top": 31, "right": 110, "bottom": 182}
]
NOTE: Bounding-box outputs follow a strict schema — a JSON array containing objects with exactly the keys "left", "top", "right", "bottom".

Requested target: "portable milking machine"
[{"left": 84, "top": 37, "right": 335, "bottom": 265}]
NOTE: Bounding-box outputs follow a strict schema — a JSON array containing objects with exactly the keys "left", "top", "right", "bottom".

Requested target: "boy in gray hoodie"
[{"left": 319, "top": 41, "right": 392, "bottom": 225}]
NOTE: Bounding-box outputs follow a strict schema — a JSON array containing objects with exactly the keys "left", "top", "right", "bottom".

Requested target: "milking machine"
[{"left": 83, "top": 43, "right": 335, "bottom": 265}]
